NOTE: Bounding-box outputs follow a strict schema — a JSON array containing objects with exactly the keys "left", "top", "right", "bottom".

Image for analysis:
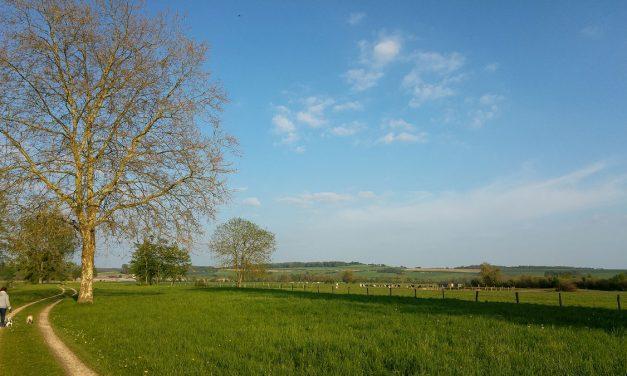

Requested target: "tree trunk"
[{"left": 78, "top": 226, "right": 96, "bottom": 303}]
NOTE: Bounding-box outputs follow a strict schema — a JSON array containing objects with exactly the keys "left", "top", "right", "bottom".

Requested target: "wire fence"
[{"left": 192, "top": 281, "right": 624, "bottom": 311}]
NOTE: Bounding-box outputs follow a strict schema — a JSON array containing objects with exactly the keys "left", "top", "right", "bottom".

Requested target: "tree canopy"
[
  {"left": 209, "top": 218, "right": 276, "bottom": 287},
  {"left": 8, "top": 208, "right": 78, "bottom": 283}
]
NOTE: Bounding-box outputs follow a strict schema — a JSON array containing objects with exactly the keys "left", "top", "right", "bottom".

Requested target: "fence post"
[
  {"left": 558, "top": 292, "right": 562, "bottom": 307},
  {"left": 366, "top": 287, "right": 369, "bottom": 296},
  {"left": 618, "top": 295, "right": 621, "bottom": 311},
  {"left": 317, "top": 285, "right": 320, "bottom": 293},
  {"left": 332, "top": 285, "right": 335, "bottom": 294},
  {"left": 414, "top": 288, "right": 417, "bottom": 298},
  {"left": 304, "top": 284, "right": 306, "bottom": 291},
  {"left": 389, "top": 287, "right": 392, "bottom": 296},
  {"left": 515, "top": 292, "right": 519, "bottom": 304},
  {"left": 441, "top": 289, "right": 445, "bottom": 299},
  {"left": 475, "top": 290, "right": 479, "bottom": 302},
  {"left": 291, "top": 284, "right": 294, "bottom": 292}
]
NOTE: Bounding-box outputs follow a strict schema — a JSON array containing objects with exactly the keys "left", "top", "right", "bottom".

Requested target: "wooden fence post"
[
  {"left": 317, "top": 285, "right": 320, "bottom": 293},
  {"left": 515, "top": 292, "right": 519, "bottom": 304},
  {"left": 475, "top": 290, "right": 479, "bottom": 302},
  {"left": 389, "top": 287, "right": 392, "bottom": 296},
  {"left": 558, "top": 292, "right": 563, "bottom": 307},
  {"left": 332, "top": 285, "right": 335, "bottom": 294},
  {"left": 441, "top": 289, "right": 445, "bottom": 299},
  {"left": 414, "top": 288, "right": 417, "bottom": 298},
  {"left": 366, "top": 287, "right": 369, "bottom": 296},
  {"left": 291, "top": 284, "right": 294, "bottom": 292},
  {"left": 617, "top": 294, "right": 621, "bottom": 311}
]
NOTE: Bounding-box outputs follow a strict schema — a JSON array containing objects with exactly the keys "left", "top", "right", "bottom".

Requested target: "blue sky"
[{"left": 98, "top": 1, "right": 627, "bottom": 268}]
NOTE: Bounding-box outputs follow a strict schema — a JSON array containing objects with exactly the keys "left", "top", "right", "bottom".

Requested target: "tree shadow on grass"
[{"left": 190, "top": 287, "right": 626, "bottom": 334}]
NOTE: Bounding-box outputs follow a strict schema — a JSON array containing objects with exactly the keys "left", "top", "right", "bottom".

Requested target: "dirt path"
[
  {"left": 38, "top": 288, "right": 99, "bottom": 376},
  {"left": 5, "top": 286, "right": 66, "bottom": 320}
]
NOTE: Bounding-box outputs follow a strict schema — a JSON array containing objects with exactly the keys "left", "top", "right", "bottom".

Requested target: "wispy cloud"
[
  {"left": 484, "top": 62, "right": 499, "bottom": 72},
  {"left": 272, "top": 111, "right": 298, "bottom": 144},
  {"left": 470, "top": 93, "right": 505, "bottom": 128},
  {"left": 378, "top": 131, "right": 427, "bottom": 144},
  {"left": 330, "top": 121, "right": 365, "bottom": 137},
  {"left": 278, "top": 190, "right": 378, "bottom": 206},
  {"left": 242, "top": 197, "right": 262, "bottom": 207},
  {"left": 333, "top": 101, "right": 363, "bottom": 112},
  {"left": 340, "top": 163, "right": 626, "bottom": 224},
  {"left": 347, "top": 12, "right": 366, "bottom": 26},
  {"left": 402, "top": 51, "right": 465, "bottom": 107},
  {"left": 580, "top": 25, "right": 603, "bottom": 39},
  {"left": 344, "top": 68, "right": 383, "bottom": 91},
  {"left": 296, "top": 96, "right": 334, "bottom": 128},
  {"left": 279, "top": 192, "right": 354, "bottom": 206},
  {"left": 377, "top": 118, "right": 427, "bottom": 144},
  {"left": 344, "top": 32, "right": 403, "bottom": 91}
]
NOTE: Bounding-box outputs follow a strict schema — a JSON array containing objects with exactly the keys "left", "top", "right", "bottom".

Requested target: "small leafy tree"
[
  {"left": 209, "top": 218, "right": 276, "bottom": 287},
  {"left": 341, "top": 270, "right": 356, "bottom": 283},
  {"left": 9, "top": 208, "right": 78, "bottom": 283},
  {"left": 479, "top": 262, "right": 502, "bottom": 286},
  {"left": 160, "top": 245, "right": 191, "bottom": 285},
  {"left": 129, "top": 238, "right": 190, "bottom": 285}
]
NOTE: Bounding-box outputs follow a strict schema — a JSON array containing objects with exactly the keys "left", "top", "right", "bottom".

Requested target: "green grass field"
[{"left": 50, "top": 283, "right": 626, "bottom": 375}]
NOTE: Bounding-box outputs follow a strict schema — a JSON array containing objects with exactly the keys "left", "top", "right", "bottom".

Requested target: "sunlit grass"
[{"left": 51, "top": 283, "right": 626, "bottom": 375}]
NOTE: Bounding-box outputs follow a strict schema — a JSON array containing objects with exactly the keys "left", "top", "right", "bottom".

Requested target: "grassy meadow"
[{"left": 50, "top": 283, "right": 626, "bottom": 375}]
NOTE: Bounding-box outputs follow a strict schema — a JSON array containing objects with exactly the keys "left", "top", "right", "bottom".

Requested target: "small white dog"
[
  {"left": 5, "top": 317, "right": 13, "bottom": 328},
  {"left": 26, "top": 315, "right": 33, "bottom": 324}
]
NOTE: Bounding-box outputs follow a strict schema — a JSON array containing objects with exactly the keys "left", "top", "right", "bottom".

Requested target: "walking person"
[{"left": 0, "top": 286, "right": 11, "bottom": 327}]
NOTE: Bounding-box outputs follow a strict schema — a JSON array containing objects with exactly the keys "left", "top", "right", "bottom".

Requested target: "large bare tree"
[{"left": 0, "top": 0, "right": 234, "bottom": 302}]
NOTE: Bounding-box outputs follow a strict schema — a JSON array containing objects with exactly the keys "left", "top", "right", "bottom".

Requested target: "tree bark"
[{"left": 78, "top": 226, "right": 96, "bottom": 303}]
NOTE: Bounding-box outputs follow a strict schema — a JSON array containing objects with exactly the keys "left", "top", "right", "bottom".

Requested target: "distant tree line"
[
  {"left": 268, "top": 261, "right": 364, "bottom": 268},
  {"left": 471, "top": 263, "right": 626, "bottom": 291}
]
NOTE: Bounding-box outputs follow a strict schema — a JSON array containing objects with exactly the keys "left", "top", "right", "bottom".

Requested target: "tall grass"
[{"left": 51, "top": 284, "right": 626, "bottom": 375}]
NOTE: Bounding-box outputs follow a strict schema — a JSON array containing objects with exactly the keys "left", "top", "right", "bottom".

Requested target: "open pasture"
[{"left": 51, "top": 283, "right": 626, "bottom": 375}]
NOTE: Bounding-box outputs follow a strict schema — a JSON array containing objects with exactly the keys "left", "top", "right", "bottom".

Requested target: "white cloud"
[
  {"left": 279, "top": 189, "right": 378, "bottom": 206},
  {"left": 470, "top": 93, "right": 504, "bottom": 128},
  {"left": 330, "top": 122, "right": 364, "bottom": 137},
  {"left": 279, "top": 192, "right": 354, "bottom": 206},
  {"left": 333, "top": 101, "right": 363, "bottom": 112},
  {"left": 296, "top": 96, "right": 334, "bottom": 128},
  {"left": 294, "top": 145, "right": 306, "bottom": 154},
  {"left": 358, "top": 191, "right": 377, "bottom": 199},
  {"left": 373, "top": 38, "right": 401, "bottom": 66},
  {"left": 242, "top": 197, "right": 261, "bottom": 207},
  {"left": 347, "top": 12, "right": 366, "bottom": 26},
  {"left": 402, "top": 51, "right": 465, "bottom": 107},
  {"left": 484, "top": 62, "right": 499, "bottom": 72},
  {"left": 272, "top": 113, "right": 298, "bottom": 143},
  {"left": 276, "top": 163, "right": 627, "bottom": 268},
  {"left": 580, "top": 25, "right": 603, "bottom": 39},
  {"left": 378, "top": 131, "right": 427, "bottom": 144},
  {"left": 359, "top": 34, "right": 403, "bottom": 68},
  {"left": 340, "top": 163, "right": 625, "bottom": 225},
  {"left": 344, "top": 68, "right": 383, "bottom": 91},
  {"left": 412, "top": 51, "right": 465, "bottom": 74},
  {"left": 384, "top": 118, "right": 415, "bottom": 131}
]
